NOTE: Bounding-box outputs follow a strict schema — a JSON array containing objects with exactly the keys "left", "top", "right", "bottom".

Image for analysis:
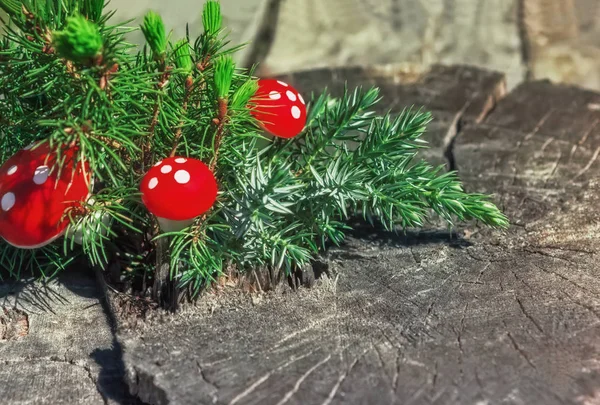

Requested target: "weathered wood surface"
[
  {"left": 278, "top": 64, "right": 506, "bottom": 168},
  {"left": 111, "top": 64, "right": 600, "bottom": 405},
  {"left": 0, "top": 270, "right": 137, "bottom": 404}
]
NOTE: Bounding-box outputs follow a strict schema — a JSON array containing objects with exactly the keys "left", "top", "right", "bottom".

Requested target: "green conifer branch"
[
  {"left": 0, "top": 1, "right": 508, "bottom": 296},
  {"left": 140, "top": 11, "right": 166, "bottom": 62},
  {"left": 202, "top": 0, "right": 222, "bottom": 37}
]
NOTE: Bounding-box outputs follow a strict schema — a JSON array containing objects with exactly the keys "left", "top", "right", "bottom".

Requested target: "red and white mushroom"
[
  {"left": 250, "top": 79, "right": 307, "bottom": 139},
  {"left": 0, "top": 141, "right": 91, "bottom": 249},
  {"left": 140, "top": 157, "right": 218, "bottom": 232}
]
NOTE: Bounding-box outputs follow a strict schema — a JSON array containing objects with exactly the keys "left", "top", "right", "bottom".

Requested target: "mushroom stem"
[
  {"left": 156, "top": 217, "right": 195, "bottom": 233},
  {"left": 67, "top": 211, "right": 112, "bottom": 245}
]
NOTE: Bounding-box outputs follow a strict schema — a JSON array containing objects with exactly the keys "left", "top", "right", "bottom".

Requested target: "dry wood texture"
[
  {"left": 108, "top": 65, "right": 600, "bottom": 405},
  {"left": 0, "top": 270, "right": 138, "bottom": 404}
]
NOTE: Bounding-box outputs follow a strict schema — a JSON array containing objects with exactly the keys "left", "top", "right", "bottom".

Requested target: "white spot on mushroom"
[
  {"left": 7, "top": 165, "right": 17, "bottom": 175},
  {"left": 286, "top": 90, "right": 297, "bottom": 102},
  {"left": 269, "top": 91, "right": 281, "bottom": 100},
  {"left": 291, "top": 106, "right": 301, "bottom": 119},
  {"left": 299, "top": 94, "right": 305, "bottom": 105},
  {"left": 175, "top": 158, "right": 187, "bottom": 164},
  {"left": 174, "top": 170, "right": 190, "bottom": 184},
  {"left": 277, "top": 81, "right": 289, "bottom": 87},
  {"left": 161, "top": 165, "right": 173, "bottom": 174},
  {"left": 33, "top": 166, "right": 49, "bottom": 185},
  {"left": 24, "top": 143, "right": 35, "bottom": 150},
  {"left": 1, "top": 192, "right": 15, "bottom": 212},
  {"left": 148, "top": 177, "right": 159, "bottom": 189},
  {"left": 154, "top": 160, "right": 163, "bottom": 167}
]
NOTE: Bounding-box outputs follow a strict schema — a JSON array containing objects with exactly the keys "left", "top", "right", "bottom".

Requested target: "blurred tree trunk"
[{"left": 521, "top": 0, "right": 600, "bottom": 90}]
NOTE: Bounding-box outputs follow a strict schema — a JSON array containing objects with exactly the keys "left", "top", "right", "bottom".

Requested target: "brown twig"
[
  {"left": 168, "top": 54, "right": 214, "bottom": 157},
  {"left": 188, "top": 98, "right": 229, "bottom": 231},
  {"left": 99, "top": 62, "right": 118, "bottom": 91},
  {"left": 209, "top": 97, "right": 228, "bottom": 172},
  {"left": 142, "top": 66, "right": 171, "bottom": 171},
  {"left": 169, "top": 76, "right": 194, "bottom": 157}
]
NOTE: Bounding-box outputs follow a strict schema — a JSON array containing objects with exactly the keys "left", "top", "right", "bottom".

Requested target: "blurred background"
[
  {"left": 110, "top": 0, "right": 600, "bottom": 91},
  {"left": 6, "top": 0, "right": 600, "bottom": 91}
]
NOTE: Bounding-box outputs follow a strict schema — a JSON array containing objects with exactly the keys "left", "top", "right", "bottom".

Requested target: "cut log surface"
[
  {"left": 114, "top": 65, "right": 600, "bottom": 405},
  {"left": 0, "top": 271, "right": 136, "bottom": 404}
]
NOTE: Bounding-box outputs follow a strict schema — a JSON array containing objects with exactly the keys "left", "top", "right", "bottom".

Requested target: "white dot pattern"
[
  {"left": 23, "top": 143, "right": 35, "bottom": 150},
  {"left": 33, "top": 166, "right": 49, "bottom": 185},
  {"left": 175, "top": 158, "right": 187, "bottom": 164},
  {"left": 174, "top": 170, "right": 190, "bottom": 184},
  {"left": 161, "top": 165, "right": 172, "bottom": 174},
  {"left": 291, "top": 106, "right": 301, "bottom": 119},
  {"left": 148, "top": 177, "right": 158, "bottom": 189},
  {"left": 269, "top": 81, "right": 305, "bottom": 122},
  {"left": 1, "top": 192, "right": 15, "bottom": 212},
  {"left": 154, "top": 160, "right": 163, "bottom": 167},
  {"left": 7, "top": 165, "right": 17, "bottom": 175},
  {"left": 286, "top": 91, "right": 297, "bottom": 102}
]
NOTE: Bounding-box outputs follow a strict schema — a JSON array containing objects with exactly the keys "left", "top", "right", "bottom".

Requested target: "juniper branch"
[{"left": 0, "top": 0, "right": 507, "bottom": 296}]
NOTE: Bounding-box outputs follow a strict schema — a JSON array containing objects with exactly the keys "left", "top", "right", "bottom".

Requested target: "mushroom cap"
[
  {"left": 250, "top": 79, "right": 307, "bottom": 139},
  {"left": 140, "top": 157, "right": 218, "bottom": 221},
  {"left": 0, "top": 141, "right": 91, "bottom": 249}
]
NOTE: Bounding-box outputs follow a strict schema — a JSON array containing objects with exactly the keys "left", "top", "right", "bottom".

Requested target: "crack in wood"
[
  {"left": 531, "top": 261, "right": 600, "bottom": 298},
  {"left": 195, "top": 360, "right": 219, "bottom": 398},
  {"left": 455, "top": 303, "right": 468, "bottom": 382},
  {"left": 515, "top": 296, "right": 545, "bottom": 334},
  {"left": 392, "top": 352, "right": 401, "bottom": 400},
  {"left": 2, "top": 356, "right": 110, "bottom": 405},
  {"left": 506, "top": 331, "right": 537, "bottom": 370}
]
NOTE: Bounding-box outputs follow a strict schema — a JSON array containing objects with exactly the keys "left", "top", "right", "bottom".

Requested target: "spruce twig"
[
  {"left": 209, "top": 97, "right": 228, "bottom": 172},
  {"left": 0, "top": 0, "right": 507, "bottom": 301}
]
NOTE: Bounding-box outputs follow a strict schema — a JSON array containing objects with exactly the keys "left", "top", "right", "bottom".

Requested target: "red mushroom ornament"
[
  {"left": 140, "top": 157, "right": 218, "bottom": 232},
  {"left": 250, "top": 79, "right": 307, "bottom": 138},
  {"left": 0, "top": 142, "right": 91, "bottom": 249}
]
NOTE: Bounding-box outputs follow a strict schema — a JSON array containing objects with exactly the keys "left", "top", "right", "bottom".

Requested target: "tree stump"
[{"left": 109, "top": 64, "right": 599, "bottom": 405}]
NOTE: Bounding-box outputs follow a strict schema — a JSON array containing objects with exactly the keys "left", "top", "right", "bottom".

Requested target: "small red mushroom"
[
  {"left": 250, "top": 79, "right": 307, "bottom": 139},
  {"left": 140, "top": 157, "right": 218, "bottom": 232},
  {"left": 0, "top": 141, "right": 91, "bottom": 249}
]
